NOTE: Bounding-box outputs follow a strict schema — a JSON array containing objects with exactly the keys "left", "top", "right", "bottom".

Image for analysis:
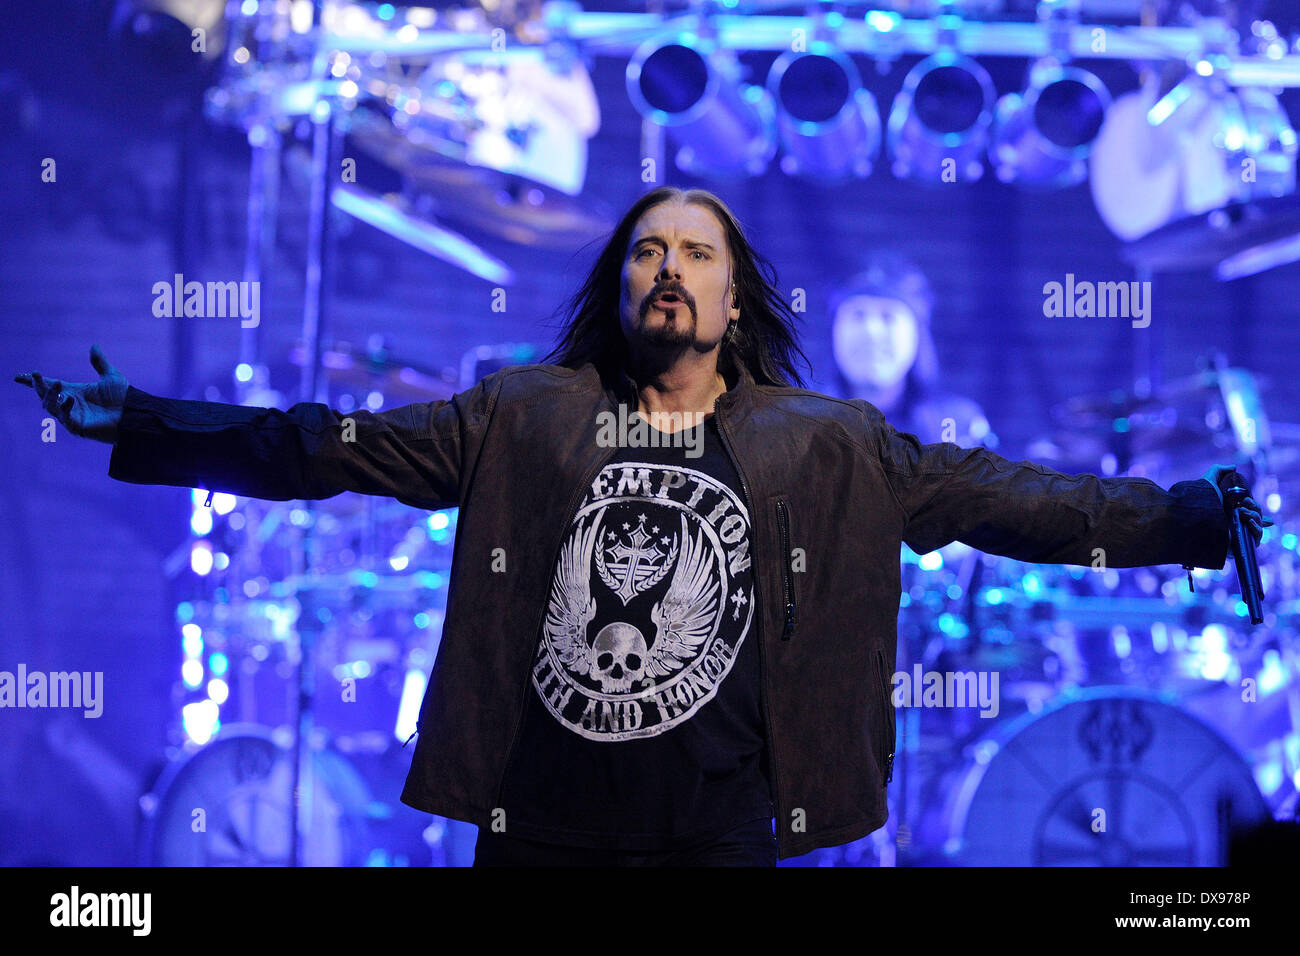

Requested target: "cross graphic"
[
  {"left": 730, "top": 586, "right": 748, "bottom": 620},
  {"left": 606, "top": 515, "right": 667, "bottom": 605}
]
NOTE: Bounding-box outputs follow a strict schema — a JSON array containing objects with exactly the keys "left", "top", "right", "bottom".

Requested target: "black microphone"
[{"left": 1220, "top": 472, "right": 1265, "bottom": 625}]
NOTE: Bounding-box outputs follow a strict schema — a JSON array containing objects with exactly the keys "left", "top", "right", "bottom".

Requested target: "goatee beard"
[{"left": 638, "top": 305, "right": 696, "bottom": 347}]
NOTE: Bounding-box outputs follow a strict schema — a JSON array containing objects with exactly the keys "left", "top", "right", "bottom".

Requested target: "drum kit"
[
  {"left": 204, "top": 0, "right": 613, "bottom": 272},
  {"left": 139, "top": 338, "right": 485, "bottom": 866},
  {"left": 861, "top": 356, "right": 1300, "bottom": 867},
  {"left": 139, "top": 1, "right": 1299, "bottom": 865},
  {"left": 143, "top": 0, "right": 594, "bottom": 865},
  {"left": 141, "top": 341, "right": 1298, "bottom": 867}
]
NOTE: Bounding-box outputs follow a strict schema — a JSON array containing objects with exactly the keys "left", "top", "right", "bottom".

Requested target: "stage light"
[
  {"left": 190, "top": 508, "right": 213, "bottom": 536},
  {"left": 207, "top": 678, "right": 229, "bottom": 704},
  {"left": 1151, "top": 622, "right": 1169, "bottom": 654},
  {"left": 395, "top": 668, "right": 427, "bottom": 744},
  {"left": 389, "top": 521, "right": 429, "bottom": 572},
  {"left": 887, "top": 52, "right": 996, "bottom": 184},
  {"left": 181, "top": 659, "right": 204, "bottom": 690},
  {"left": 1198, "top": 624, "right": 1232, "bottom": 681},
  {"left": 765, "top": 42, "right": 881, "bottom": 183},
  {"left": 991, "top": 62, "right": 1111, "bottom": 188},
  {"left": 626, "top": 33, "right": 777, "bottom": 179},
  {"left": 1259, "top": 650, "right": 1286, "bottom": 695},
  {"left": 190, "top": 542, "right": 213, "bottom": 576},
  {"left": 182, "top": 623, "right": 203, "bottom": 658},
  {"left": 182, "top": 699, "right": 220, "bottom": 745},
  {"left": 1255, "top": 759, "right": 1282, "bottom": 796}
]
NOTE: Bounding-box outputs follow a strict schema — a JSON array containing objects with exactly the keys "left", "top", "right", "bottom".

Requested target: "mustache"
[{"left": 644, "top": 284, "right": 694, "bottom": 310}]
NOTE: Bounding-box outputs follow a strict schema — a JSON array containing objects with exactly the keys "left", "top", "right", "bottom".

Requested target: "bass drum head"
[
  {"left": 929, "top": 687, "right": 1270, "bottom": 865},
  {"left": 140, "top": 725, "right": 374, "bottom": 867}
]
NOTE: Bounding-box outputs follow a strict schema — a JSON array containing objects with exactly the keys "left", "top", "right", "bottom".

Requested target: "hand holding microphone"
[{"left": 1202, "top": 464, "right": 1272, "bottom": 624}]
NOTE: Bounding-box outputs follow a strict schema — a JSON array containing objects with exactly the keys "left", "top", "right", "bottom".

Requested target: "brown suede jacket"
[{"left": 108, "top": 359, "right": 1228, "bottom": 859}]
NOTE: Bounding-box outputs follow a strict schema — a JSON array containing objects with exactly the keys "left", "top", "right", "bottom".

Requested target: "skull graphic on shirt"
[{"left": 532, "top": 461, "right": 754, "bottom": 741}]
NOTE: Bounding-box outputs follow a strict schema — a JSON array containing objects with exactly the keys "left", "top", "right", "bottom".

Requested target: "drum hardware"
[
  {"left": 138, "top": 723, "right": 469, "bottom": 866},
  {"left": 173, "top": 1, "right": 1300, "bottom": 863},
  {"left": 1048, "top": 359, "right": 1279, "bottom": 479},
  {"left": 163, "top": 493, "right": 457, "bottom": 865},
  {"left": 907, "top": 687, "right": 1272, "bottom": 865},
  {"left": 327, "top": 183, "right": 517, "bottom": 283},
  {"left": 160, "top": 338, "right": 465, "bottom": 864},
  {"left": 887, "top": 355, "right": 1295, "bottom": 863}
]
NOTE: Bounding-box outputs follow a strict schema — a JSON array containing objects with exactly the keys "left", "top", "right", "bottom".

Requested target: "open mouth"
[{"left": 653, "top": 293, "right": 684, "bottom": 307}]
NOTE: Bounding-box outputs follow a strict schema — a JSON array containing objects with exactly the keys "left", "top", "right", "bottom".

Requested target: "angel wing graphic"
[
  {"left": 544, "top": 512, "right": 601, "bottom": 676},
  {"left": 644, "top": 512, "right": 720, "bottom": 679}
]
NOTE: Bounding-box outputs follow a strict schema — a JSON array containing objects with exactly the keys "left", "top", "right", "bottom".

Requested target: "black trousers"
[{"left": 472, "top": 815, "right": 777, "bottom": 866}]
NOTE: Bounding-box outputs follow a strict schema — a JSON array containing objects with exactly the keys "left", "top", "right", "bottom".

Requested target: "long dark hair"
[{"left": 542, "top": 187, "right": 811, "bottom": 388}]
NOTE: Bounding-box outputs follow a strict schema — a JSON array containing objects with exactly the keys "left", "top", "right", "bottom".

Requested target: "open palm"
[{"left": 14, "top": 345, "right": 129, "bottom": 444}]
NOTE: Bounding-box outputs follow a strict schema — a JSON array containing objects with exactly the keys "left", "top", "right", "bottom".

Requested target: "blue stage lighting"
[
  {"left": 887, "top": 52, "right": 996, "bottom": 183},
  {"left": 626, "top": 33, "right": 776, "bottom": 179},
  {"left": 766, "top": 43, "right": 881, "bottom": 183},
  {"left": 992, "top": 64, "right": 1111, "bottom": 188}
]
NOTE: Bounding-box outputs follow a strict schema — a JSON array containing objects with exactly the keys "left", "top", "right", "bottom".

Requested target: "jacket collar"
[{"left": 606, "top": 354, "right": 754, "bottom": 412}]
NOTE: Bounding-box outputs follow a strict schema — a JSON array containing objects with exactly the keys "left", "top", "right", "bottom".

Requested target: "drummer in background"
[
  {"left": 814, "top": 252, "right": 999, "bottom": 867},
  {"left": 827, "top": 251, "right": 996, "bottom": 450}
]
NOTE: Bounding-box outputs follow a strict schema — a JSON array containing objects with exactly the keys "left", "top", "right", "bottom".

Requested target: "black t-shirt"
[{"left": 495, "top": 412, "right": 773, "bottom": 851}]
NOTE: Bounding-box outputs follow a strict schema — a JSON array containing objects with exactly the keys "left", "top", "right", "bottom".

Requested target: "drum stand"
[{"left": 286, "top": 1, "right": 340, "bottom": 867}]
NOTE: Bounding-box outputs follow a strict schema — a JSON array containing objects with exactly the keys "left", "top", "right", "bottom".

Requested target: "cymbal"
[
  {"left": 287, "top": 342, "right": 458, "bottom": 405},
  {"left": 1051, "top": 390, "right": 1154, "bottom": 429},
  {"left": 346, "top": 106, "right": 613, "bottom": 247},
  {"left": 1050, "top": 369, "right": 1232, "bottom": 427},
  {"left": 345, "top": 104, "right": 470, "bottom": 175},
  {"left": 1023, "top": 431, "right": 1115, "bottom": 472},
  {"left": 1120, "top": 196, "right": 1300, "bottom": 276},
  {"left": 407, "top": 170, "right": 615, "bottom": 247},
  {"left": 1043, "top": 364, "right": 1281, "bottom": 484},
  {"left": 197, "top": 344, "right": 456, "bottom": 410}
]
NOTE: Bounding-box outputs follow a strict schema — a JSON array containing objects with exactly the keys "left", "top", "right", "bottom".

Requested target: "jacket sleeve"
[
  {"left": 107, "top": 376, "right": 497, "bottom": 511},
  {"left": 873, "top": 416, "right": 1229, "bottom": 570}
]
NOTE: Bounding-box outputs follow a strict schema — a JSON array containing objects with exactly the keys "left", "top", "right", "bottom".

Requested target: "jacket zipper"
[
  {"left": 775, "top": 498, "right": 796, "bottom": 641},
  {"left": 712, "top": 393, "right": 785, "bottom": 854},
  {"left": 875, "top": 648, "right": 896, "bottom": 784},
  {"left": 493, "top": 436, "right": 619, "bottom": 813}
]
